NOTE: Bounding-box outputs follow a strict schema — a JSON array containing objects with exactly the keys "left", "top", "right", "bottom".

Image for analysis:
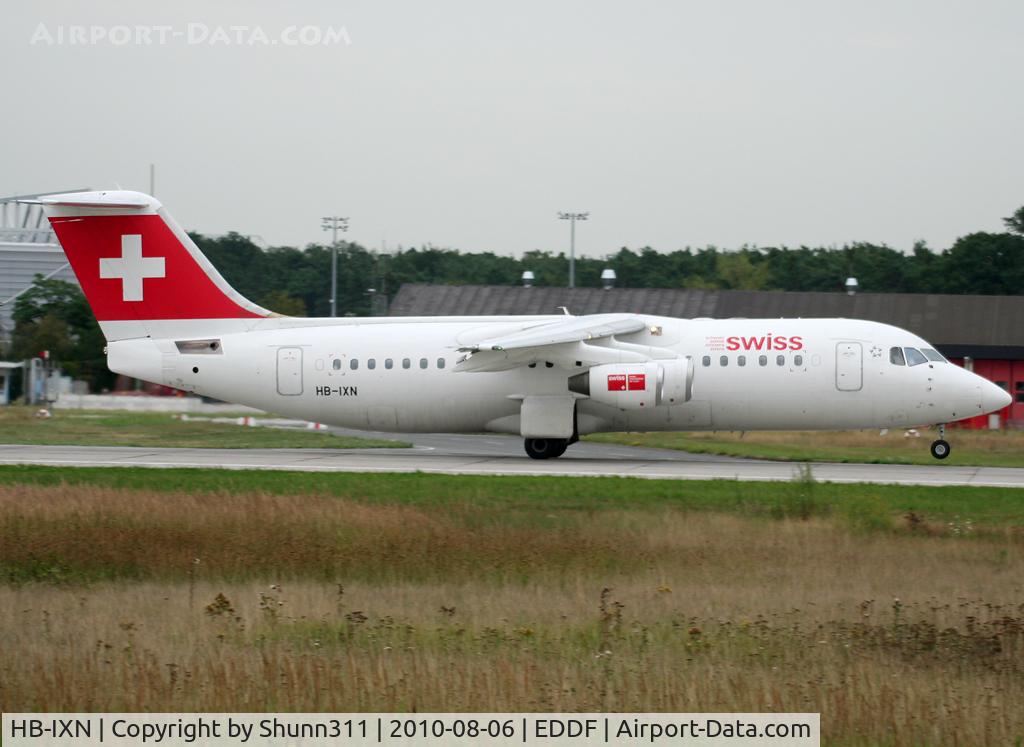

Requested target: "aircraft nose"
[{"left": 981, "top": 380, "right": 1012, "bottom": 414}]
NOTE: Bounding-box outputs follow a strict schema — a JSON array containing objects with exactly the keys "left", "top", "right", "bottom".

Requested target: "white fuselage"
[{"left": 107, "top": 314, "right": 1001, "bottom": 435}]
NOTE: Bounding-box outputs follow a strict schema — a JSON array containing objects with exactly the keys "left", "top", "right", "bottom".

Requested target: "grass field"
[
  {"left": 587, "top": 427, "right": 1024, "bottom": 467},
  {"left": 0, "top": 406, "right": 408, "bottom": 449},
  {"left": 1, "top": 466, "right": 1023, "bottom": 744}
]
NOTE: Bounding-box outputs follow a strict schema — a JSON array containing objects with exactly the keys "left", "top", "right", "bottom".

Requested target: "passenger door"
[
  {"left": 276, "top": 347, "right": 303, "bottom": 396},
  {"left": 835, "top": 342, "right": 862, "bottom": 391}
]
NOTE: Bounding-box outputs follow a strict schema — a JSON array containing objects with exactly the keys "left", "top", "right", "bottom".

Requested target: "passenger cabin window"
[
  {"left": 794, "top": 354, "right": 803, "bottom": 367},
  {"left": 437, "top": 358, "right": 446, "bottom": 369},
  {"left": 419, "top": 358, "right": 428, "bottom": 369},
  {"left": 402, "top": 358, "right": 411, "bottom": 369},
  {"left": 702, "top": 356, "right": 711, "bottom": 367},
  {"left": 719, "top": 355, "right": 728, "bottom": 367},
  {"left": 922, "top": 348, "right": 945, "bottom": 362},
  {"left": 738, "top": 355, "right": 746, "bottom": 367},
  {"left": 758, "top": 355, "right": 767, "bottom": 366},
  {"left": 349, "top": 359, "right": 358, "bottom": 370},
  {"left": 385, "top": 358, "right": 393, "bottom": 370},
  {"left": 332, "top": 359, "right": 341, "bottom": 370},
  {"left": 776, "top": 355, "right": 785, "bottom": 366},
  {"left": 367, "top": 358, "right": 376, "bottom": 370},
  {"left": 889, "top": 347, "right": 905, "bottom": 366},
  {"left": 904, "top": 347, "right": 928, "bottom": 366}
]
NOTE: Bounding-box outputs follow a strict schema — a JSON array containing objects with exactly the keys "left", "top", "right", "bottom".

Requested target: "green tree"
[
  {"left": 258, "top": 290, "right": 307, "bottom": 316},
  {"left": 939, "top": 232, "right": 1024, "bottom": 294},
  {"left": 10, "top": 277, "right": 111, "bottom": 390},
  {"left": 716, "top": 252, "right": 771, "bottom": 290},
  {"left": 190, "top": 232, "right": 269, "bottom": 302},
  {"left": 1003, "top": 206, "right": 1024, "bottom": 235},
  {"left": 12, "top": 312, "right": 74, "bottom": 361}
]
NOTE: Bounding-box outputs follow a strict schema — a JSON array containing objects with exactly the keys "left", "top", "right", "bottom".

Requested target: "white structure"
[
  {"left": 0, "top": 361, "right": 20, "bottom": 405},
  {"left": 0, "top": 193, "right": 84, "bottom": 345}
]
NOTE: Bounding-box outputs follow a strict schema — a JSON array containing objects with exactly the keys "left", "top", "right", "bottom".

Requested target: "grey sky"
[{"left": 2, "top": 1, "right": 1022, "bottom": 257}]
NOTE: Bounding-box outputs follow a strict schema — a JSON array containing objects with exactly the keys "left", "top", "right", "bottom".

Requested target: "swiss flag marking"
[
  {"left": 98, "top": 234, "right": 166, "bottom": 302},
  {"left": 607, "top": 374, "right": 627, "bottom": 391},
  {"left": 627, "top": 373, "right": 646, "bottom": 391}
]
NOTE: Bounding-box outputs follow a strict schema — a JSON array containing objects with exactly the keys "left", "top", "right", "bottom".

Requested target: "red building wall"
[{"left": 949, "top": 358, "right": 1023, "bottom": 428}]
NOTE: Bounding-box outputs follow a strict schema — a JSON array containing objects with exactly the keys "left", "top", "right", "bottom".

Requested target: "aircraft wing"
[
  {"left": 455, "top": 313, "right": 655, "bottom": 372},
  {"left": 458, "top": 313, "right": 647, "bottom": 352}
]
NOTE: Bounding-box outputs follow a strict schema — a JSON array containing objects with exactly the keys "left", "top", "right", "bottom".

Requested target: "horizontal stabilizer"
[{"left": 34, "top": 191, "right": 153, "bottom": 209}]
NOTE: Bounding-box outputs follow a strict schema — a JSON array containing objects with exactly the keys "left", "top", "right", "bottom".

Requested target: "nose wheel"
[{"left": 930, "top": 424, "right": 951, "bottom": 460}]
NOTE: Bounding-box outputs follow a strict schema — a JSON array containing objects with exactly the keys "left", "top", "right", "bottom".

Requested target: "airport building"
[
  {"left": 0, "top": 195, "right": 80, "bottom": 346},
  {"left": 390, "top": 283, "right": 1024, "bottom": 428}
]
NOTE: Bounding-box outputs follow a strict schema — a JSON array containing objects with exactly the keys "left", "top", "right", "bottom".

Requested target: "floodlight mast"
[
  {"left": 321, "top": 216, "right": 349, "bottom": 317},
  {"left": 557, "top": 211, "right": 588, "bottom": 289}
]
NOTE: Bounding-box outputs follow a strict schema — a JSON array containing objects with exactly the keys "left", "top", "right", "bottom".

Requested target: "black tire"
[
  {"left": 548, "top": 440, "right": 568, "bottom": 458},
  {"left": 524, "top": 438, "right": 568, "bottom": 460},
  {"left": 930, "top": 439, "right": 951, "bottom": 460}
]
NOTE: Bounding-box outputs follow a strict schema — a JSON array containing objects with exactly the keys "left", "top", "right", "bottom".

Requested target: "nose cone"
[{"left": 981, "top": 380, "right": 1012, "bottom": 414}]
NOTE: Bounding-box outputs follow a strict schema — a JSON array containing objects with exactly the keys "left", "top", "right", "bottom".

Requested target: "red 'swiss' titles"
[
  {"left": 725, "top": 334, "right": 804, "bottom": 351},
  {"left": 607, "top": 373, "right": 647, "bottom": 392}
]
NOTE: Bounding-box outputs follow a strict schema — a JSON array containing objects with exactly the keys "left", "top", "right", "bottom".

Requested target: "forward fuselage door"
[
  {"left": 835, "top": 342, "right": 863, "bottom": 391},
  {"left": 277, "top": 346, "right": 303, "bottom": 395}
]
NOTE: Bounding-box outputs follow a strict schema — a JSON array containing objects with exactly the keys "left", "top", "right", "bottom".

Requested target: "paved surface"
[
  {"left": 2, "top": 434, "right": 1023, "bottom": 487},
  {"left": 327, "top": 427, "right": 749, "bottom": 462}
]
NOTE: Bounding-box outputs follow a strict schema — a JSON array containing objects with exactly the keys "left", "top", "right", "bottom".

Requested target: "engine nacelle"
[{"left": 568, "top": 358, "right": 692, "bottom": 410}]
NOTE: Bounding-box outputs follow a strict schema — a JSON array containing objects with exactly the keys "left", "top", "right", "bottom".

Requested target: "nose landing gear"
[{"left": 930, "top": 423, "right": 951, "bottom": 460}]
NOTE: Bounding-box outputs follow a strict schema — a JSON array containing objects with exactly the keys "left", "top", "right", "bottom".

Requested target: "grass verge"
[
  {"left": 0, "top": 407, "right": 408, "bottom": 449},
  {"left": 586, "top": 427, "right": 1024, "bottom": 467}
]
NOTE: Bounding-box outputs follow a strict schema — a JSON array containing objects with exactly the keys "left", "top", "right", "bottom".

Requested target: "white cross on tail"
[{"left": 99, "top": 234, "right": 166, "bottom": 302}]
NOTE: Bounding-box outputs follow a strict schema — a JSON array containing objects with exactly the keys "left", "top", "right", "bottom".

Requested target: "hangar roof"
[{"left": 389, "top": 284, "right": 1024, "bottom": 359}]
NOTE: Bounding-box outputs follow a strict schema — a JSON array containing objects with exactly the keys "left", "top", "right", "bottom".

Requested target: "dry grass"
[
  {"left": 0, "top": 484, "right": 655, "bottom": 583},
  {"left": 2, "top": 482, "right": 1023, "bottom": 745}
]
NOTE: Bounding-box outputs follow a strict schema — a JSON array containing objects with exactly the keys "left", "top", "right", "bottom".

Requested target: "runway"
[{"left": 2, "top": 434, "right": 1024, "bottom": 487}]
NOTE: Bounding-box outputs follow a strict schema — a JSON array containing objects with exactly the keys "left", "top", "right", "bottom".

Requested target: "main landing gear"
[
  {"left": 524, "top": 438, "right": 569, "bottom": 460},
  {"left": 930, "top": 423, "right": 951, "bottom": 460}
]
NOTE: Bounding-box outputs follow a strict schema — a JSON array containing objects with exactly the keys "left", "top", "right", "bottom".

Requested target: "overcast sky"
[{"left": 2, "top": 1, "right": 1022, "bottom": 257}]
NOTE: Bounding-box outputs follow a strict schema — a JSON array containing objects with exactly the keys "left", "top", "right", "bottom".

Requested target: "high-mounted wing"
[
  {"left": 455, "top": 314, "right": 657, "bottom": 372},
  {"left": 458, "top": 313, "right": 647, "bottom": 352}
]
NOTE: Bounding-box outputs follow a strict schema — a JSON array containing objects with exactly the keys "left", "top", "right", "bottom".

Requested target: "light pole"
[
  {"left": 557, "top": 211, "right": 588, "bottom": 288},
  {"left": 322, "top": 216, "right": 349, "bottom": 317}
]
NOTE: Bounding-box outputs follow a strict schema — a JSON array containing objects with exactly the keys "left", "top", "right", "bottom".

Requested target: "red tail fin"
[{"left": 41, "top": 191, "right": 270, "bottom": 339}]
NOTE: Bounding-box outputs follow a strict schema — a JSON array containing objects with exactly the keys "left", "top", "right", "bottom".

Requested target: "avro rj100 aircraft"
[{"left": 35, "top": 191, "right": 1011, "bottom": 460}]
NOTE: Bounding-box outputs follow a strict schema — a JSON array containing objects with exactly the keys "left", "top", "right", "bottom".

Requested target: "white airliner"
[{"left": 35, "top": 191, "right": 1010, "bottom": 460}]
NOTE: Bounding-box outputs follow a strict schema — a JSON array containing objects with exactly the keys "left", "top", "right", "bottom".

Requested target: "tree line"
[
  {"left": 6, "top": 205, "right": 1024, "bottom": 391},
  {"left": 194, "top": 207, "right": 1024, "bottom": 318}
]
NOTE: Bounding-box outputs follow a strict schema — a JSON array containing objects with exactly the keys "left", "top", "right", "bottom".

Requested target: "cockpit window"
[
  {"left": 904, "top": 347, "right": 928, "bottom": 366},
  {"left": 921, "top": 348, "right": 945, "bottom": 362},
  {"left": 889, "top": 347, "right": 905, "bottom": 366}
]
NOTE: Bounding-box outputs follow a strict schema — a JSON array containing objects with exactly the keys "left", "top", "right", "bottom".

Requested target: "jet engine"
[{"left": 568, "top": 358, "right": 692, "bottom": 409}]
